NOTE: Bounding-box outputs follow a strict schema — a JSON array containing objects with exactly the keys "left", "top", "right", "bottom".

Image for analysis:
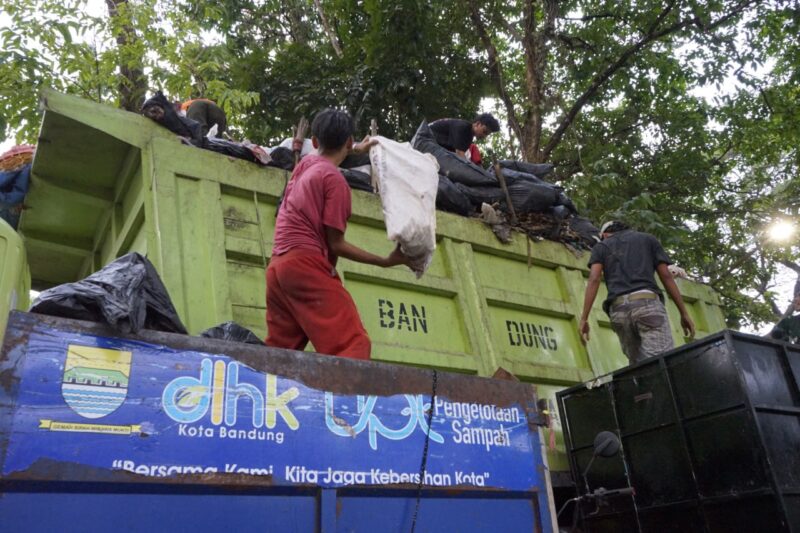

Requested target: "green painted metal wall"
[
  {"left": 0, "top": 219, "right": 30, "bottom": 344},
  {"left": 20, "top": 91, "right": 727, "bottom": 472}
]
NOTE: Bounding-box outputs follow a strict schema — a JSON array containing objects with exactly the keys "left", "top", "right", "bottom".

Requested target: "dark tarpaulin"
[
  {"left": 497, "top": 168, "right": 579, "bottom": 215},
  {"left": 30, "top": 253, "right": 187, "bottom": 334},
  {"left": 200, "top": 321, "right": 265, "bottom": 345}
]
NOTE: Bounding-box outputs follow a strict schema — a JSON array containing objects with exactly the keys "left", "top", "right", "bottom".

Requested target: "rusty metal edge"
[{"left": 6, "top": 311, "right": 539, "bottom": 406}]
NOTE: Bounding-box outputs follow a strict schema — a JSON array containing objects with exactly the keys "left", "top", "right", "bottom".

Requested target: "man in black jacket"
[
  {"left": 429, "top": 113, "right": 500, "bottom": 160},
  {"left": 579, "top": 221, "right": 695, "bottom": 364}
]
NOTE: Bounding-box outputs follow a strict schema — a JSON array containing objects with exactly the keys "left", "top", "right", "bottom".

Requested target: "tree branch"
[
  {"left": 556, "top": 33, "right": 597, "bottom": 52},
  {"left": 559, "top": 13, "right": 618, "bottom": 21},
  {"left": 541, "top": 0, "right": 680, "bottom": 159},
  {"left": 541, "top": 0, "right": 757, "bottom": 160},
  {"left": 465, "top": 0, "right": 523, "bottom": 143},
  {"left": 776, "top": 260, "right": 800, "bottom": 318}
]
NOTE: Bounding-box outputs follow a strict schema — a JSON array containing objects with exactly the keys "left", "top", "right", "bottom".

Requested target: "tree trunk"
[
  {"left": 106, "top": 0, "right": 148, "bottom": 112},
  {"left": 313, "top": 0, "right": 343, "bottom": 57}
]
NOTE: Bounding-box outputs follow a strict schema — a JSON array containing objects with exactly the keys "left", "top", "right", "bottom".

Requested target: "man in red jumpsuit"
[{"left": 265, "top": 109, "right": 410, "bottom": 360}]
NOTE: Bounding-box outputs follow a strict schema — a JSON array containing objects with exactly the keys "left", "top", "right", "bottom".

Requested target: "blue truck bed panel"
[{"left": 0, "top": 312, "right": 555, "bottom": 532}]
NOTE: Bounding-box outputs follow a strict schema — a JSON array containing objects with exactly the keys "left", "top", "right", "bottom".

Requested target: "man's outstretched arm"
[
  {"left": 579, "top": 263, "right": 603, "bottom": 345},
  {"left": 656, "top": 263, "right": 696, "bottom": 339},
  {"left": 325, "top": 226, "right": 408, "bottom": 268}
]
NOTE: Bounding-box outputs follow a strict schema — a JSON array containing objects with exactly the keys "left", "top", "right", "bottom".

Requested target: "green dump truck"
[{"left": 1, "top": 90, "right": 726, "bottom": 479}]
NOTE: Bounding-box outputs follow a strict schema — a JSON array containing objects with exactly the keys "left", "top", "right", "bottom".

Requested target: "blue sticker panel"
[{"left": 2, "top": 325, "right": 543, "bottom": 492}]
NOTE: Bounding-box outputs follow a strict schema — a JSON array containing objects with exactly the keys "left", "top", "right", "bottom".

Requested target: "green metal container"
[
  {"left": 20, "top": 90, "right": 727, "bottom": 473},
  {"left": 0, "top": 218, "right": 30, "bottom": 342}
]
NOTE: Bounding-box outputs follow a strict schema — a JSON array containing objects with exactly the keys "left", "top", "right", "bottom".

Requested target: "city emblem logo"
[{"left": 62, "top": 345, "right": 132, "bottom": 419}]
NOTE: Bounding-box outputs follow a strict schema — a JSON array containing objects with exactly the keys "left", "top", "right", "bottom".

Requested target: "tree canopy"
[{"left": 1, "top": 0, "right": 797, "bottom": 329}]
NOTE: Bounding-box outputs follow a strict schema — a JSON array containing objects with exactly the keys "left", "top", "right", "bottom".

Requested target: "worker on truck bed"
[
  {"left": 429, "top": 113, "right": 500, "bottom": 162},
  {"left": 579, "top": 221, "right": 696, "bottom": 364},
  {"left": 770, "top": 293, "right": 800, "bottom": 344},
  {"left": 265, "top": 109, "right": 411, "bottom": 360},
  {"left": 178, "top": 98, "right": 227, "bottom": 136}
]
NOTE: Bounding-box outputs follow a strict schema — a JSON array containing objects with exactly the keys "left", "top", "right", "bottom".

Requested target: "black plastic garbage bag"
[
  {"left": 141, "top": 91, "right": 205, "bottom": 147},
  {"left": 30, "top": 252, "right": 187, "bottom": 334},
  {"left": 506, "top": 181, "right": 559, "bottom": 214},
  {"left": 267, "top": 147, "right": 296, "bottom": 171},
  {"left": 498, "top": 168, "right": 551, "bottom": 186},
  {"left": 556, "top": 192, "right": 578, "bottom": 214},
  {"left": 200, "top": 321, "right": 264, "bottom": 345},
  {"left": 341, "top": 169, "right": 374, "bottom": 193},
  {"left": 412, "top": 122, "right": 497, "bottom": 187},
  {"left": 436, "top": 175, "right": 474, "bottom": 216},
  {"left": 550, "top": 205, "right": 571, "bottom": 221},
  {"left": 459, "top": 184, "right": 507, "bottom": 208},
  {"left": 569, "top": 216, "right": 601, "bottom": 247},
  {"left": 205, "top": 138, "right": 259, "bottom": 163},
  {"left": 499, "top": 160, "right": 554, "bottom": 178},
  {"left": 341, "top": 153, "right": 371, "bottom": 169}
]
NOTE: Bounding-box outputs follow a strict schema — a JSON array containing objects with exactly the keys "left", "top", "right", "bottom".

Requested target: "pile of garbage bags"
[
  {"left": 30, "top": 252, "right": 271, "bottom": 344},
  {"left": 30, "top": 253, "right": 187, "bottom": 334},
  {"left": 141, "top": 92, "right": 271, "bottom": 165},
  {"left": 410, "top": 122, "right": 577, "bottom": 220},
  {"left": 140, "top": 96, "right": 598, "bottom": 246}
]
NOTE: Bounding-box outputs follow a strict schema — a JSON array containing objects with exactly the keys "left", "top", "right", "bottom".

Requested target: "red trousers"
[{"left": 265, "top": 249, "right": 371, "bottom": 360}]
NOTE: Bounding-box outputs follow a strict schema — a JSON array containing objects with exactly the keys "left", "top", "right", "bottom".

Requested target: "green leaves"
[{"left": 2, "top": 0, "right": 797, "bottom": 329}]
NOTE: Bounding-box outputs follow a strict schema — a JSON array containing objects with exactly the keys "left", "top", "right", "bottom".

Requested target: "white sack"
[{"left": 369, "top": 136, "right": 439, "bottom": 277}]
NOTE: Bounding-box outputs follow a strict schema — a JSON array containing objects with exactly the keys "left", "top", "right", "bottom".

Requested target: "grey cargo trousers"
[{"left": 609, "top": 298, "right": 674, "bottom": 364}]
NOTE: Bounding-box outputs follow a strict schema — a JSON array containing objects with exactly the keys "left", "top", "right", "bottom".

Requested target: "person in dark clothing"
[
  {"left": 429, "top": 113, "right": 500, "bottom": 159},
  {"left": 771, "top": 294, "right": 800, "bottom": 344},
  {"left": 579, "top": 221, "right": 695, "bottom": 364},
  {"left": 181, "top": 99, "right": 227, "bottom": 136}
]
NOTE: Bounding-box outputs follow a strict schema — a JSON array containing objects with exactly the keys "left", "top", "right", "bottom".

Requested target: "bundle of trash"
[
  {"left": 410, "top": 121, "right": 576, "bottom": 217},
  {"left": 141, "top": 92, "right": 271, "bottom": 165},
  {"left": 139, "top": 96, "right": 600, "bottom": 247},
  {"left": 30, "top": 253, "right": 187, "bottom": 334},
  {"left": 407, "top": 121, "right": 598, "bottom": 248},
  {"left": 369, "top": 136, "right": 438, "bottom": 277}
]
